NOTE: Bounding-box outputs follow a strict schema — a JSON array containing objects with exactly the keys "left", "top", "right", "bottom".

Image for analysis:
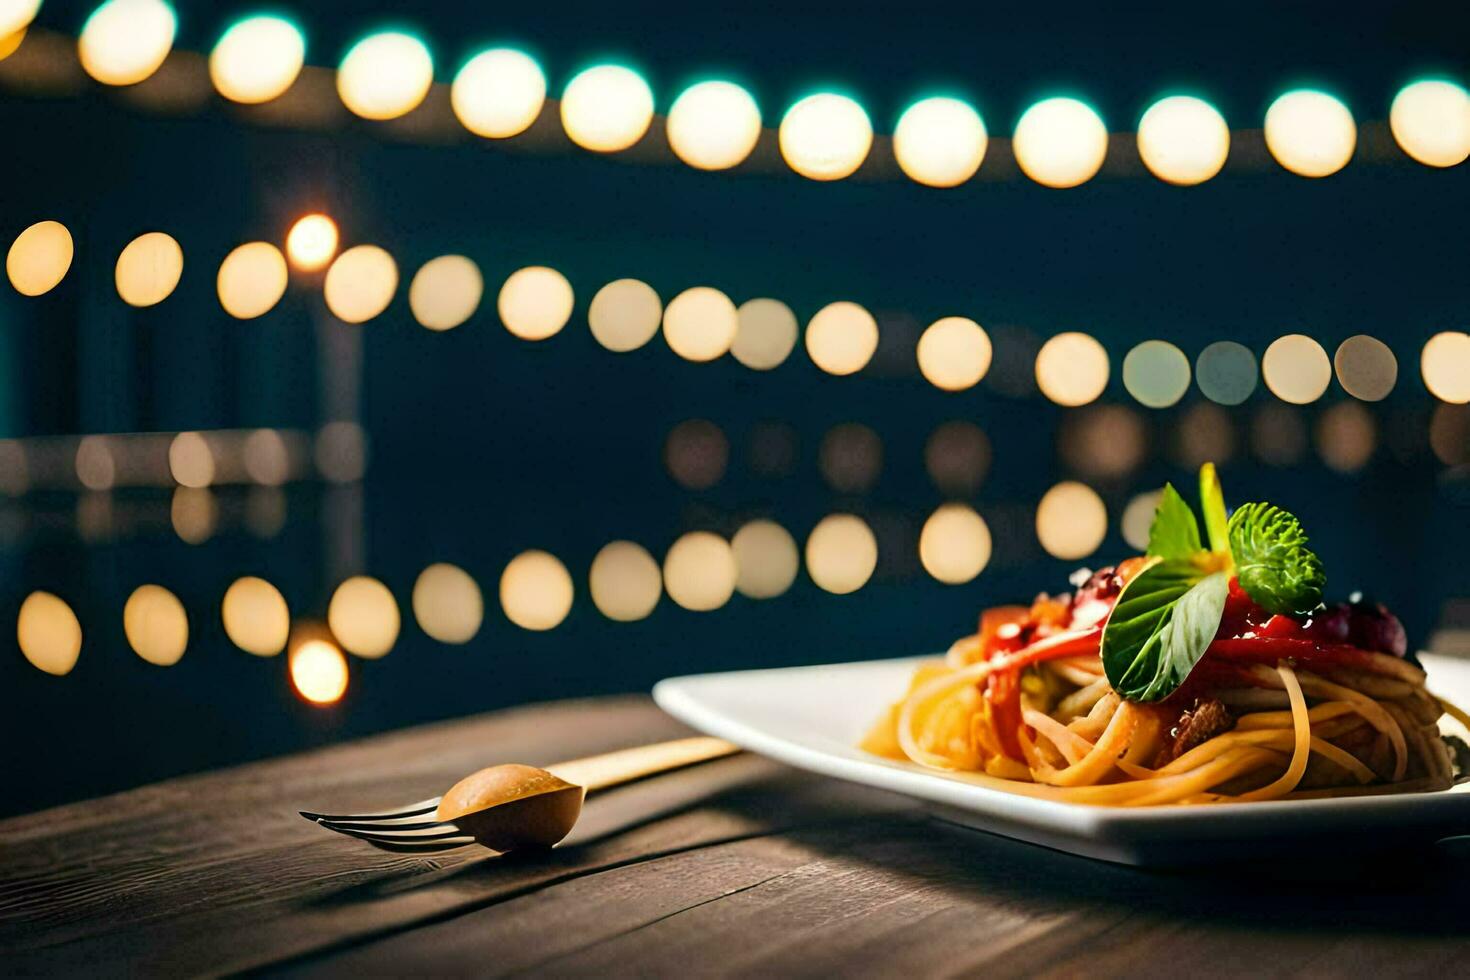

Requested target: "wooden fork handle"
[{"left": 544, "top": 736, "right": 740, "bottom": 793}]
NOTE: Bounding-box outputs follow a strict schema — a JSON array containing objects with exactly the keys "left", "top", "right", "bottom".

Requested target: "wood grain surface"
[{"left": 3, "top": 696, "right": 1469, "bottom": 977}]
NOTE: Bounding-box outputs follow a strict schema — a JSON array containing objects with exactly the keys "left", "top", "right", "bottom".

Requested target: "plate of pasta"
[{"left": 654, "top": 465, "right": 1470, "bottom": 865}]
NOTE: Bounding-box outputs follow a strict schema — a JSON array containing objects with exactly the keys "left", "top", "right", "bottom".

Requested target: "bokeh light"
[
  {"left": 1195, "top": 340, "right": 1258, "bottom": 405},
  {"left": 17, "top": 591, "right": 82, "bottom": 676},
  {"left": 7, "top": 220, "right": 73, "bottom": 296},
  {"left": 1316, "top": 401, "right": 1376, "bottom": 473},
  {"left": 561, "top": 64, "right": 654, "bottom": 152},
  {"left": 500, "top": 550, "right": 574, "bottom": 630},
  {"left": 1390, "top": 79, "right": 1470, "bottom": 168},
  {"left": 805, "top": 514, "right": 878, "bottom": 595},
  {"left": 1121, "top": 489, "right": 1163, "bottom": 551},
  {"left": 1058, "top": 405, "right": 1147, "bottom": 479},
  {"left": 0, "top": 25, "right": 25, "bottom": 61},
  {"left": 337, "top": 31, "right": 433, "bottom": 120},
  {"left": 1333, "top": 335, "right": 1397, "bottom": 401},
  {"left": 324, "top": 245, "right": 398, "bottom": 324},
  {"left": 1136, "top": 95, "right": 1230, "bottom": 185},
  {"left": 665, "top": 419, "right": 728, "bottom": 490},
  {"left": 731, "top": 298, "right": 798, "bottom": 370},
  {"left": 667, "top": 80, "right": 762, "bottom": 170},
  {"left": 0, "top": 1, "right": 39, "bottom": 38},
  {"left": 411, "top": 563, "right": 483, "bottom": 644},
  {"left": 217, "top": 241, "right": 288, "bottom": 319},
  {"left": 779, "top": 92, "right": 873, "bottom": 181},
  {"left": 409, "top": 255, "right": 483, "bottom": 331},
  {"left": 1172, "top": 402, "right": 1236, "bottom": 469},
  {"left": 589, "top": 278, "right": 662, "bottom": 352},
  {"left": 74, "top": 436, "right": 115, "bottom": 491},
  {"left": 315, "top": 420, "right": 367, "bottom": 482},
  {"left": 245, "top": 486, "right": 287, "bottom": 538},
  {"left": 1013, "top": 97, "right": 1108, "bottom": 188},
  {"left": 893, "top": 96, "right": 988, "bottom": 188},
  {"left": 498, "top": 265, "right": 574, "bottom": 340},
  {"left": 285, "top": 213, "right": 338, "bottom": 271},
  {"left": 209, "top": 15, "right": 305, "bottom": 104},
  {"left": 123, "top": 584, "right": 187, "bottom": 666},
  {"left": 1252, "top": 404, "right": 1308, "bottom": 466},
  {"left": 1035, "top": 481, "right": 1107, "bottom": 560},
  {"left": 115, "top": 232, "right": 183, "bottom": 307},
  {"left": 1122, "top": 340, "right": 1191, "bottom": 408},
  {"left": 1430, "top": 404, "right": 1470, "bottom": 465},
  {"left": 818, "top": 423, "right": 882, "bottom": 493},
  {"left": 663, "top": 286, "right": 738, "bottom": 362},
  {"left": 290, "top": 639, "right": 349, "bottom": 705},
  {"left": 805, "top": 301, "right": 878, "bottom": 376},
  {"left": 170, "top": 487, "right": 216, "bottom": 544},
  {"left": 747, "top": 420, "right": 799, "bottom": 478},
  {"left": 731, "top": 520, "right": 800, "bottom": 599},
  {"left": 0, "top": 440, "right": 28, "bottom": 496},
  {"left": 1422, "top": 331, "right": 1470, "bottom": 403},
  {"left": 925, "top": 420, "right": 991, "bottom": 495},
  {"left": 1264, "top": 90, "right": 1356, "bottom": 178},
  {"left": 663, "top": 532, "right": 737, "bottom": 611},
  {"left": 1035, "top": 332, "right": 1109, "bottom": 406},
  {"left": 243, "top": 429, "right": 290, "bottom": 485},
  {"left": 328, "top": 575, "right": 400, "bottom": 658},
  {"left": 451, "top": 48, "right": 546, "bottom": 139},
  {"left": 1262, "top": 334, "right": 1332, "bottom": 404},
  {"left": 919, "top": 503, "right": 992, "bottom": 584},
  {"left": 589, "top": 540, "right": 662, "bottom": 621},
  {"left": 917, "top": 316, "right": 992, "bottom": 391},
  {"left": 168, "top": 431, "right": 214, "bottom": 488},
  {"left": 79, "top": 0, "right": 177, "bottom": 86},
  {"left": 222, "top": 576, "right": 289, "bottom": 656}
]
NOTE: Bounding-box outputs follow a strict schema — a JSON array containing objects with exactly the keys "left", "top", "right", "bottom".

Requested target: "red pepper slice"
[{"left": 1205, "top": 637, "right": 1391, "bottom": 674}]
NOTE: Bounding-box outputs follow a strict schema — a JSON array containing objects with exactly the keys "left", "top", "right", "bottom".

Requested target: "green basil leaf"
[
  {"left": 1227, "top": 501, "right": 1326, "bottom": 615},
  {"left": 1102, "top": 561, "right": 1229, "bottom": 702},
  {"left": 1198, "top": 462, "right": 1230, "bottom": 555},
  {"left": 1146, "top": 483, "right": 1201, "bottom": 561}
]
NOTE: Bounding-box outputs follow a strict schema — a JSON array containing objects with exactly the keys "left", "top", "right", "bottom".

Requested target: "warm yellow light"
[
  {"left": 315, "top": 420, "right": 367, "bottom": 482},
  {"left": 917, "top": 316, "right": 992, "bottom": 391},
  {"left": 1136, "top": 95, "right": 1229, "bottom": 185},
  {"left": 171, "top": 487, "right": 217, "bottom": 544},
  {"left": 1036, "top": 481, "right": 1107, "bottom": 560},
  {"left": 1422, "top": 331, "right": 1470, "bottom": 403},
  {"left": 1195, "top": 340, "right": 1258, "bottom": 405},
  {"left": 1390, "top": 80, "right": 1470, "bottom": 168},
  {"left": 805, "top": 514, "right": 877, "bottom": 595},
  {"left": 451, "top": 48, "right": 546, "bottom": 138},
  {"left": 115, "top": 231, "right": 183, "bottom": 307},
  {"left": 74, "top": 436, "right": 115, "bottom": 491},
  {"left": 1430, "top": 404, "right": 1470, "bottom": 465},
  {"left": 919, "top": 503, "right": 992, "bottom": 585},
  {"left": 925, "top": 420, "right": 990, "bottom": 495},
  {"left": 79, "top": 0, "right": 176, "bottom": 86},
  {"left": 818, "top": 423, "right": 882, "bottom": 493},
  {"left": 588, "top": 278, "right": 662, "bottom": 352},
  {"left": 411, "top": 563, "right": 483, "bottom": 644},
  {"left": 169, "top": 431, "right": 214, "bottom": 488},
  {"left": 500, "top": 549, "right": 574, "bottom": 630},
  {"left": 1316, "top": 401, "right": 1376, "bottom": 473},
  {"left": 1262, "top": 334, "right": 1332, "bottom": 404},
  {"left": 663, "top": 532, "right": 737, "bottom": 611},
  {"left": 409, "top": 254, "right": 482, "bottom": 331},
  {"left": 0, "top": 1, "right": 40, "bottom": 39},
  {"left": 337, "top": 31, "right": 433, "bottom": 121},
  {"left": 893, "top": 97, "right": 988, "bottom": 188},
  {"left": 731, "top": 520, "right": 799, "bottom": 599},
  {"left": 243, "top": 428, "right": 290, "bottom": 485},
  {"left": 1264, "top": 90, "right": 1356, "bottom": 178},
  {"left": 328, "top": 575, "right": 400, "bottom": 658},
  {"left": 664, "top": 419, "right": 728, "bottom": 490},
  {"left": 589, "top": 540, "right": 662, "bottom": 621},
  {"left": 0, "top": 25, "right": 26, "bottom": 60},
  {"left": 209, "top": 15, "right": 304, "bottom": 104},
  {"left": 779, "top": 93, "right": 873, "bottom": 181},
  {"left": 222, "top": 576, "right": 289, "bottom": 656},
  {"left": 498, "top": 265, "right": 573, "bottom": 340},
  {"left": 1035, "top": 331, "right": 1110, "bottom": 406},
  {"left": 731, "top": 298, "right": 798, "bottom": 370},
  {"left": 1122, "top": 339, "right": 1191, "bottom": 408},
  {"left": 1013, "top": 97, "right": 1108, "bottom": 188},
  {"left": 667, "top": 80, "right": 762, "bottom": 171},
  {"left": 7, "top": 220, "right": 73, "bottom": 296},
  {"left": 1174, "top": 402, "right": 1236, "bottom": 469},
  {"left": 324, "top": 244, "right": 398, "bottom": 324},
  {"left": 17, "top": 591, "right": 82, "bottom": 676},
  {"left": 290, "top": 639, "right": 349, "bottom": 705},
  {"left": 805, "top": 301, "right": 878, "bottom": 376},
  {"left": 123, "top": 584, "right": 188, "bottom": 666},
  {"left": 560, "top": 64, "right": 654, "bottom": 152},
  {"left": 217, "top": 241, "right": 288, "bottom": 319},
  {"left": 285, "top": 213, "right": 338, "bottom": 271},
  {"left": 662, "top": 286, "right": 738, "bottom": 362},
  {"left": 1059, "top": 405, "right": 1147, "bottom": 478},
  {"left": 1333, "top": 335, "right": 1397, "bottom": 402},
  {"left": 1121, "top": 489, "right": 1163, "bottom": 551}
]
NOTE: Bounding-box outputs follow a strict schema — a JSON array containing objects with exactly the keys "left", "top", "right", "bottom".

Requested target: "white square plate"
[{"left": 654, "top": 653, "right": 1470, "bottom": 865}]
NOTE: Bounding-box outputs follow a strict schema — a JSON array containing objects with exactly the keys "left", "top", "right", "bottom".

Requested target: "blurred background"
[{"left": 2, "top": 0, "right": 1469, "bottom": 816}]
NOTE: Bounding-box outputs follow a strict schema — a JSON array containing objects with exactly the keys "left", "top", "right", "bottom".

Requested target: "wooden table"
[{"left": 4, "top": 696, "right": 1470, "bottom": 977}]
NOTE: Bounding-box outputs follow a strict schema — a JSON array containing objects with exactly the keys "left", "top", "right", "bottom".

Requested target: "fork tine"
[
  {"left": 316, "top": 819, "right": 464, "bottom": 840},
  {"left": 298, "top": 796, "right": 443, "bottom": 823},
  {"left": 314, "top": 821, "right": 476, "bottom": 851}
]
